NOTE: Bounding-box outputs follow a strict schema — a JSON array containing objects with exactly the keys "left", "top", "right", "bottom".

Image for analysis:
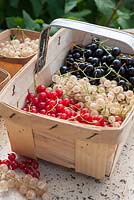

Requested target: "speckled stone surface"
[{"left": 0, "top": 117, "right": 134, "bottom": 200}]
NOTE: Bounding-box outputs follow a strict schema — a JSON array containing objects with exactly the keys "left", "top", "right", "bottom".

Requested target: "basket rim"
[
  {"left": 0, "top": 67, "right": 11, "bottom": 86},
  {"left": 0, "top": 54, "right": 36, "bottom": 61},
  {"left": 0, "top": 28, "right": 41, "bottom": 35}
]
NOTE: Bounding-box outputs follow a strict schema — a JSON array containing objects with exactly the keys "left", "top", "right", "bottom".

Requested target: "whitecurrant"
[{"left": 0, "top": 37, "right": 39, "bottom": 58}]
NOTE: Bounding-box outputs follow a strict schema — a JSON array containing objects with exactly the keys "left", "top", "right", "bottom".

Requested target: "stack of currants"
[
  {"left": 60, "top": 39, "right": 134, "bottom": 91},
  {"left": 21, "top": 38, "right": 134, "bottom": 128},
  {"left": 21, "top": 81, "right": 130, "bottom": 127},
  {"left": 0, "top": 37, "right": 39, "bottom": 58}
]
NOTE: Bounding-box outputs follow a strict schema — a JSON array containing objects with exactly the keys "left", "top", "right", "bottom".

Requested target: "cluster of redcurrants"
[
  {"left": 60, "top": 39, "right": 134, "bottom": 91},
  {"left": 0, "top": 152, "right": 40, "bottom": 178},
  {"left": 22, "top": 84, "right": 122, "bottom": 127}
]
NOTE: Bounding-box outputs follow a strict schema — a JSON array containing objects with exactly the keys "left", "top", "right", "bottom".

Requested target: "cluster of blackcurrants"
[{"left": 60, "top": 39, "right": 134, "bottom": 91}]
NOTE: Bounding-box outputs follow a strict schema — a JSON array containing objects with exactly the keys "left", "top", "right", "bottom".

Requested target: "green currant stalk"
[{"left": 17, "top": 26, "right": 27, "bottom": 42}]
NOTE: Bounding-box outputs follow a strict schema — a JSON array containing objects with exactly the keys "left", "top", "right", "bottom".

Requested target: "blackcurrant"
[
  {"left": 68, "top": 49, "right": 73, "bottom": 54},
  {"left": 126, "top": 58, "right": 133, "bottom": 65},
  {"left": 95, "top": 48, "right": 104, "bottom": 58},
  {"left": 119, "top": 66, "right": 126, "bottom": 75},
  {"left": 80, "top": 49, "right": 85, "bottom": 56},
  {"left": 86, "top": 56, "right": 93, "bottom": 63},
  {"left": 106, "top": 55, "right": 115, "bottom": 64},
  {"left": 129, "top": 77, "right": 134, "bottom": 85},
  {"left": 112, "top": 47, "right": 121, "bottom": 56},
  {"left": 84, "top": 49, "right": 92, "bottom": 58},
  {"left": 60, "top": 66, "right": 69, "bottom": 74},
  {"left": 72, "top": 62, "right": 78, "bottom": 69},
  {"left": 127, "top": 67, "right": 134, "bottom": 76},
  {"left": 85, "top": 64, "right": 94, "bottom": 75},
  {"left": 93, "top": 68, "right": 105, "bottom": 78},
  {"left": 67, "top": 57, "right": 74, "bottom": 63},
  {"left": 79, "top": 63, "right": 86, "bottom": 70},
  {"left": 90, "top": 43, "right": 98, "bottom": 51},
  {"left": 92, "top": 57, "right": 99, "bottom": 66},
  {"left": 73, "top": 52, "right": 81, "bottom": 59},
  {"left": 112, "top": 59, "right": 121, "bottom": 71},
  {"left": 101, "top": 55, "right": 107, "bottom": 63},
  {"left": 72, "top": 48, "right": 79, "bottom": 54}
]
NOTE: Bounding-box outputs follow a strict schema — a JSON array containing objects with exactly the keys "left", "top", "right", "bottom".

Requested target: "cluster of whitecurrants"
[
  {"left": 52, "top": 74, "right": 134, "bottom": 126},
  {"left": 0, "top": 37, "right": 39, "bottom": 58},
  {"left": 0, "top": 164, "right": 49, "bottom": 200}
]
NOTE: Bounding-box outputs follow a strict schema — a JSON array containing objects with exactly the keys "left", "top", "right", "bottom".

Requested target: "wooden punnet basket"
[{"left": 0, "top": 19, "right": 134, "bottom": 179}]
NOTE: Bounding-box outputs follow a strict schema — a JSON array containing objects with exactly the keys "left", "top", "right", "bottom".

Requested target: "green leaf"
[
  {"left": 47, "top": 0, "right": 65, "bottom": 18},
  {"left": 23, "top": 10, "right": 40, "bottom": 31},
  {"left": 65, "top": 9, "right": 91, "bottom": 18},
  {"left": 94, "top": 0, "right": 115, "bottom": 15},
  {"left": 42, "top": 23, "right": 58, "bottom": 36},
  {"left": 6, "top": 17, "right": 24, "bottom": 28},
  {"left": 77, "top": 0, "right": 84, "bottom": 3},
  {"left": 9, "top": 0, "right": 19, "bottom": 8},
  {"left": 65, "top": 0, "right": 77, "bottom": 14},
  {"left": 66, "top": 16, "right": 79, "bottom": 20},
  {"left": 116, "top": 10, "right": 131, "bottom": 29},
  {"left": 35, "top": 19, "right": 44, "bottom": 24},
  {"left": 117, "top": 18, "right": 130, "bottom": 29},
  {"left": 128, "top": 15, "right": 134, "bottom": 28},
  {"left": 29, "top": 0, "right": 42, "bottom": 18},
  {"left": 117, "top": 10, "right": 130, "bottom": 20}
]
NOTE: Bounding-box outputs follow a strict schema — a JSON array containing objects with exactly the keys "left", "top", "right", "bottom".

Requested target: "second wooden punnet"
[{"left": 0, "top": 19, "right": 134, "bottom": 179}]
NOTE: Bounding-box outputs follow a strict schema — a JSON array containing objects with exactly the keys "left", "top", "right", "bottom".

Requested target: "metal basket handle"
[{"left": 35, "top": 18, "right": 134, "bottom": 73}]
